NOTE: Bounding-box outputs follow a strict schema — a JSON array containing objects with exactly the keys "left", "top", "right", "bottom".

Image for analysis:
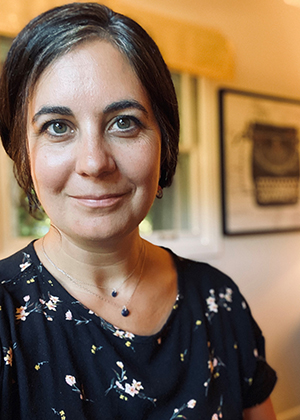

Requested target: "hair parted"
[{"left": 0, "top": 2, "right": 179, "bottom": 213}]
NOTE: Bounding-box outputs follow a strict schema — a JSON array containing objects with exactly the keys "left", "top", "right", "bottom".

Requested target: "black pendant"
[
  {"left": 111, "top": 289, "right": 117, "bottom": 298},
  {"left": 121, "top": 307, "right": 130, "bottom": 317}
]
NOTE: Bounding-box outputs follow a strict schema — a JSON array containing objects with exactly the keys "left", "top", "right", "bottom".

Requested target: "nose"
[{"left": 75, "top": 133, "right": 117, "bottom": 177}]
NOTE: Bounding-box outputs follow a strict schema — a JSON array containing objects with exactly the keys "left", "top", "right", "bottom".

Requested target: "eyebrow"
[
  {"left": 32, "top": 100, "right": 148, "bottom": 125},
  {"left": 32, "top": 106, "right": 74, "bottom": 124},
  {"left": 103, "top": 100, "right": 148, "bottom": 115}
]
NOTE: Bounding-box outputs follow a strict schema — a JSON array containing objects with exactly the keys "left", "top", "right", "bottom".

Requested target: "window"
[
  {"left": 140, "top": 74, "right": 220, "bottom": 258},
  {"left": 0, "top": 68, "right": 220, "bottom": 259}
]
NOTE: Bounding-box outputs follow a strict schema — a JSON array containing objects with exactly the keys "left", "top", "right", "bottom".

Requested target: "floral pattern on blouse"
[
  {"left": 65, "top": 374, "right": 93, "bottom": 402},
  {"left": 205, "top": 287, "right": 233, "bottom": 322},
  {"left": 15, "top": 293, "right": 61, "bottom": 322},
  {"left": 105, "top": 361, "right": 157, "bottom": 405},
  {"left": 204, "top": 345, "right": 226, "bottom": 396},
  {"left": 3, "top": 346, "right": 13, "bottom": 367},
  {"left": 0, "top": 243, "right": 277, "bottom": 419},
  {"left": 169, "top": 399, "right": 197, "bottom": 419}
]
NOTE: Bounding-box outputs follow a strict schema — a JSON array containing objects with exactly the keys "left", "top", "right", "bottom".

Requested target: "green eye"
[
  {"left": 52, "top": 122, "right": 68, "bottom": 134},
  {"left": 116, "top": 117, "right": 131, "bottom": 129}
]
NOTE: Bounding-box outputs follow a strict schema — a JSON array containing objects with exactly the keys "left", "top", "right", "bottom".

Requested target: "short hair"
[{"left": 0, "top": 2, "right": 179, "bottom": 212}]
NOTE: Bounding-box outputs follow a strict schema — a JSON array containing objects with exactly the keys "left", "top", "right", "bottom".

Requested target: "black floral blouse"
[{"left": 0, "top": 242, "right": 276, "bottom": 420}]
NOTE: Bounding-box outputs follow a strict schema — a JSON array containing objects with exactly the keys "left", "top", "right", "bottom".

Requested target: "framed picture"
[{"left": 220, "top": 88, "right": 300, "bottom": 235}]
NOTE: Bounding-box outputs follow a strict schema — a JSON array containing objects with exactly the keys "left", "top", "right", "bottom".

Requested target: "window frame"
[{"left": 141, "top": 77, "right": 221, "bottom": 259}]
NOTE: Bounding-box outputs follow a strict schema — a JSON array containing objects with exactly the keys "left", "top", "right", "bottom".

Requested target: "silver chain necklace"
[{"left": 42, "top": 238, "right": 146, "bottom": 317}]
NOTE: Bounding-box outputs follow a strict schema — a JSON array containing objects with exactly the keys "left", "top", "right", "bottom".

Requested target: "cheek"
[
  {"left": 127, "top": 146, "right": 161, "bottom": 188},
  {"left": 30, "top": 148, "right": 72, "bottom": 196}
]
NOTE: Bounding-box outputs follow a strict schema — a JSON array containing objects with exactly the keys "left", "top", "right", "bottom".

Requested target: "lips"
[{"left": 69, "top": 192, "right": 129, "bottom": 208}]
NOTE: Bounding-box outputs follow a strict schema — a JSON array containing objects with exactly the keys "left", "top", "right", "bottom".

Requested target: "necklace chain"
[{"left": 41, "top": 237, "right": 146, "bottom": 317}]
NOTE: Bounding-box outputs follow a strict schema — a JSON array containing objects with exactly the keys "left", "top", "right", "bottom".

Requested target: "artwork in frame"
[{"left": 219, "top": 88, "right": 300, "bottom": 235}]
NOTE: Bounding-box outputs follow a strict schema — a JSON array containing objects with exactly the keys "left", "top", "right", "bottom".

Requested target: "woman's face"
[{"left": 27, "top": 40, "right": 161, "bottom": 245}]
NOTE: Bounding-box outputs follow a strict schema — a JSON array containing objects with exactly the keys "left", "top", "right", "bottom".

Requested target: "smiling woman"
[
  {"left": 27, "top": 40, "right": 162, "bottom": 245},
  {"left": 0, "top": 3, "right": 277, "bottom": 420}
]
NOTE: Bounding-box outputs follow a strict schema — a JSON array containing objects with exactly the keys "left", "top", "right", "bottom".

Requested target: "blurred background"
[{"left": 0, "top": 0, "right": 300, "bottom": 417}]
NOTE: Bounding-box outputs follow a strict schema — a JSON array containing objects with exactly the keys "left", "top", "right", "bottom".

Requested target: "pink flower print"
[
  {"left": 187, "top": 399, "right": 197, "bottom": 409},
  {"left": 65, "top": 374, "right": 92, "bottom": 402},
  {"left": 106, "top": 362, "right": 155, "bottom": 405},
  {"left": 65, "top": 375, "right": 76, "bottom": 387},
  {"left": 46, "top": 300, "right": 57, "bottom": 311},
  {"left": 170, "top": 398, "right": 197, "bottom": 419},
  {"left": 115, "top": 381, "right": 124, "bottom": 390},
  {"left": 208, "top": 357, "right": 218, "bottom": 374},
  {"left": 65, "top": 310, "right": 73, "bottom": 320},
  {"left": 125, "top": 383, "right": 139, "bottom": 397}
]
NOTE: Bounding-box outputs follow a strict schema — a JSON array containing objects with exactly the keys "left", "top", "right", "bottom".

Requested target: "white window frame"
[
  {"left": 0, "top": 77, "right": 221, "bottom": 260},
  {"left": 142, "top": 77, "right": 221, "bottom": 260}
]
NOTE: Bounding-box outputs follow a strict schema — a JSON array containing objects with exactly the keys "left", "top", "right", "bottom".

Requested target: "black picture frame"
[{"left": 220, "top": 88, "right": 300, "bottom": 235}]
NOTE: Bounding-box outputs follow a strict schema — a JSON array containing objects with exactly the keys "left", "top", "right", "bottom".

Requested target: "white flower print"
[
  {"left": 64, "top": 309, "right": 92, "bottom": 325},
  {"left": 19, "top": 252, "right": 32, "bottom": 272},
  {"left": 65, "top": 374, "right": 92, "bottom": 402},
  {"left": 205, "top": 287, "right": 234, "bottom": 322},
  {"left": 15, "top": 293, "right": 62, "bottom": 322},
  {"left": 65, "top": 375, "right": 76, "bottom": 387},
  {"left": 116, "top": 361, "right": 124, "bottom": 369},
  {"left": 106, "top": 362, "right": 156, "bottom": 405},
  {"left": 187, "top": 399, "right": 197, "bottom": 409},
  {"left": 20, "top": 261, "right": 31, "bottom": 272},
  {"left": 170, "top": 398, "right": 197, "bottom": 419}
]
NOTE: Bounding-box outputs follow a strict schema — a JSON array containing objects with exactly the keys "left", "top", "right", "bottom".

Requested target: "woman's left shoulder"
[{"left": 171, "top": 251, "right": 239, "bottom": 292}]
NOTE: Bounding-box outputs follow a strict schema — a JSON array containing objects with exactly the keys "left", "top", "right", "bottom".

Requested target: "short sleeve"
[{"left": 242, "top": 316, "right": 277, "bottom": 408}]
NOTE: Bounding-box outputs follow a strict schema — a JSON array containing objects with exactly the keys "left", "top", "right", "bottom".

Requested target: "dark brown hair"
[{"left": 0, "top": 2, "right": 179, "bottom": 212}]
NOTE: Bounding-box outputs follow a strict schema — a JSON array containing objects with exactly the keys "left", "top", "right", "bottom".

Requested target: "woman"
[{"left": 0, "top": 3, "right": 277, "bottom": 419}]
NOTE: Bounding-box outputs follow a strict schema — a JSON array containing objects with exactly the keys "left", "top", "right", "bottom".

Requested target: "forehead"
[{"left": 29, "top": 40, "right": 148, "bottom": 112}]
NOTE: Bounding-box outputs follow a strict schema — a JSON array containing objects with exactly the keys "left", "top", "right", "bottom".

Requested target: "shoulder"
[
  {"left": 0, "top": 242, "right": 37, "bottom": 283},
  {"left": 170, "top": 251, "right": 251, "bottom": 324},
  {"left": 171, "top": 251, "right": 239, "bottom": 293},
  {"left": 0, "top": 242, "right": 38, "bottom": 286}
]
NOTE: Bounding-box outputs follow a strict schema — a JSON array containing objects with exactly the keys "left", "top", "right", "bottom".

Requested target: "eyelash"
[
  {"left": 38, "top": 115, "right": 144, "bottom": 139},
  {"left": 108, "top": 115, "right": 144, "bottom": 133},
  {"left": 40, "top": 119, "right": 74, "bottom": 138}
]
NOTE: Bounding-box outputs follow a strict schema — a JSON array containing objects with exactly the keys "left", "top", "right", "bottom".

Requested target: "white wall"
[{"left": 118, "top": 0, "right": 300, "bottom": 415}]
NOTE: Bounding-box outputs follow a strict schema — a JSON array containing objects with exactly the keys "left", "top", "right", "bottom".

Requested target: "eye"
[
  {"left": 51, "top": 122, "right": 68, "bottom": 134},
  {"left": 40, "top": 120, "right": 74, "bottom": 137},
  {"left": 108, "top": 115, "right": 143, "bottom": 136},
  {"left": 116, "top": 117, "right": 132, "bottom": 130}
]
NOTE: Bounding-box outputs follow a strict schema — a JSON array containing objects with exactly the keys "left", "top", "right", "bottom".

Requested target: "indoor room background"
[{"left": 0, "top": 0, "right": 299, "bottom": 418}]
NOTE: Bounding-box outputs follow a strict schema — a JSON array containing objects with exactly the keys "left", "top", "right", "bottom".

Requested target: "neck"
[{"left": 36, "top": 226, "right": 144, "bottom": 289}]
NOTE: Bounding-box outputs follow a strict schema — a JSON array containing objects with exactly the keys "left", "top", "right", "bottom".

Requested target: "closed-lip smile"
[{"left": 69, "top": 192, "right": 128, "bottom": 208}]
